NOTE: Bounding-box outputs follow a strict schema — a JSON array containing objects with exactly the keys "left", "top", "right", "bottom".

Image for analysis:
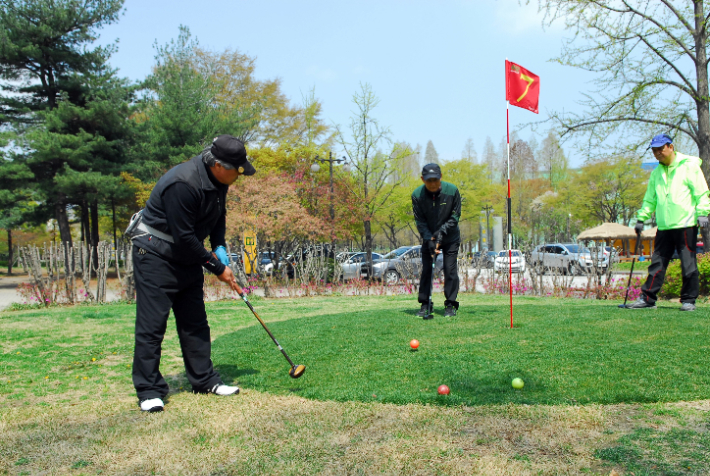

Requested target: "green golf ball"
[{"left": 512, "top": 378, "right": 524, "bottom": 389}]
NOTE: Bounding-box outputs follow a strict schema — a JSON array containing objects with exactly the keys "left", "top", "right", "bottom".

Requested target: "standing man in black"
[
  {"left": 131, "top": 135, "right": 255, "bottom": 412},
  {"left": 411, "top": 163, "right": 462, "bottom": 318}
]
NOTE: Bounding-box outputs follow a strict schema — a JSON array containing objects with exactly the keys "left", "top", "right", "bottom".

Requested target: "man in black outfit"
[
  {"left": 411, "top": 163, "right": 462, "bottom": 318},
  {"left": 131, "top": 134, "right": 255, "bottom": 412}
]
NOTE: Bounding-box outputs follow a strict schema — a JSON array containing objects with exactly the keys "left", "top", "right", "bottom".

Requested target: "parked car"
[
  {"left": 338, "top": 252, "right": 383, "bottom": 280},
  {"left": 494, "top": 250, "right": 526, "bottom": 273},
  {"left": 473, "top": 251, "right": 498, "bottom": 268},
  {"left": 529, "top": 243, "right": 609, "bottom": 274},
  {"left": 364, "top": 245, "right": 444, "bottom": 284},
  {"left": 588, "top": 245, "right": 621, "bottom": 264},
  {"left": 259, "top": 251, "right": 276, "bottom": 265}
]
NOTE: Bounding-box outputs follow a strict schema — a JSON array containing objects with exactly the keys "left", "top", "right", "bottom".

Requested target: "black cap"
[
  {"left": 211, "top": 135, "right": 256, "bottom": 176},
  {"left": 421, "top": 163, "right": 441, "bottom": 180}
]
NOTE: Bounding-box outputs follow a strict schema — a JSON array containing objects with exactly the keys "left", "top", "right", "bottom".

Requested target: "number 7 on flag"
[{"left": 506, "top": 60, "right": 540, "bottom": 114}]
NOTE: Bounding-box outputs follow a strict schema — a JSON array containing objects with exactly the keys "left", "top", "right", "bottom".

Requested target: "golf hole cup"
[
  {"left": 512, "top": 378, "right": 524, "bottom": 389},
  {"left": 410, "top": 339, "right": 419, "bottom": 350}
]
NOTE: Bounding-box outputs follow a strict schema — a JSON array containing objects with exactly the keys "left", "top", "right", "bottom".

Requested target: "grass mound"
[{"left": 213, "top": 296, "right": 710, "bottom": 406}]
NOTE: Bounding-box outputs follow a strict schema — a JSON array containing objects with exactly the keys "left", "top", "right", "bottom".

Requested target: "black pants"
[
  {"left": 418, "top": 241, "right": 460, "bottom": 309},
  {"left": 132, "top": 246, "right": 222, "bottom": 401},
  {"left": 641, "top": 226, "right": 699, "bottom": 304}
]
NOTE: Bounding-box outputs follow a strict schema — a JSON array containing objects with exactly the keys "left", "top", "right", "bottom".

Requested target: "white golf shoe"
[
  {"left": 139, "top": 398, "right": 164, "bottom": 412},
  {"left": 210, "top": 384, "right": 240, "bottom": 396}
]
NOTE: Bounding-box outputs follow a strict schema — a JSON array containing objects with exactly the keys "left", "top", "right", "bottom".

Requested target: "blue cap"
[{"left": 649, "top": 133, "right": 673, "bottom": 148}]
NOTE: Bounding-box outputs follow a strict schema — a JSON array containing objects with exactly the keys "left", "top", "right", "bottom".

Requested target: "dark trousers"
[
  {"left": 641, "top": 226, "right": 699, "bottom": 304},
  {"left": 132, "top": 246, "right": 222, "bottom": 401},
  {"left": 418, "top": 241, "right": 460, "bottom": 309}
]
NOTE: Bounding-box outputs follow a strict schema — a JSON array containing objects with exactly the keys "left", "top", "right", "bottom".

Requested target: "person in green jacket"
[
  {"left": 627, "top": 134, "right": 710, "bottom": 311},
  {"left": 412, "top": 163, "right": 462, "bottom": 318}
]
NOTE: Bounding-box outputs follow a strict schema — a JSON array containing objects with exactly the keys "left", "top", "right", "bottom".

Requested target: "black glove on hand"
[
  {"left": 427, "top": 239, "right": 438, "bottom": 255},
  {"left": 634, "top": 221, "right": 644, "bottom": 235},
  {"left": 699, "top": 216, "right": 709, "bottom": 228}
]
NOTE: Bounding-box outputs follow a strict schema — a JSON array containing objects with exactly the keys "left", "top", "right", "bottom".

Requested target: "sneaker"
[
  {"left": 210, "top": 384, "right": 240, "bottom": 396},
  {"left": 416, "top": 304, "right": 428, "bottom": 318},
  {"left": 680, "top": 302, "right": 696, "bottom": 312},
  {"left": 139, "top": 398, "right": 164, "bottom": 412},
  {"left": 444, "top": 306, "right": 457, "bottom": 317},
  {"left": 625, "top": 297, "right": 656, "bottom": 309}
]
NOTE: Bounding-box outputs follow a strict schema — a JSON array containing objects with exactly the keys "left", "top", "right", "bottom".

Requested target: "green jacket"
[
  {"left": 637, "top": 152, "right": 710, "bottom": 230},
  {"left": 411, "top": 181, "right": 461, "bottom": 244}
]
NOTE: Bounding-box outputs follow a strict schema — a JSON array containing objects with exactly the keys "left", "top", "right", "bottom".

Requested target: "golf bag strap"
[{"left": 137, "top": 222, "right": 175, "bottom": 243}]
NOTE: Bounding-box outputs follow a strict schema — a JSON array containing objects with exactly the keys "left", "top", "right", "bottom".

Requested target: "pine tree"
[
  {"left": 424, "top": 140, "right": 439, "bottom": 164},
  {"left": 0, "top": 0, "right": 125, "bottom": 243}
]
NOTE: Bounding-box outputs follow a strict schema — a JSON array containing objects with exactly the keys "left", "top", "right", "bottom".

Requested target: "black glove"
[
  {"left": 426, "top": 239, "right": 437, "bottom": 255},
  {"left": 634, "top": 221, "right": 644, "bottom": 235},
  {"left": 432, "top": 231, "right": 442, "bottom": 242}
]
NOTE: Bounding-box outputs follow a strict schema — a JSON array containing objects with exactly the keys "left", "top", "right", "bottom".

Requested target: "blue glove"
[{"left": 214, "top": 246, "right": 230, "bottom": 265}]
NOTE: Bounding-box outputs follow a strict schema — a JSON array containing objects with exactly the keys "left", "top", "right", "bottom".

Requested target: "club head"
[
  {"left": 289, "top": 364, "right": 306, "bottom": 379},
  {"left": 618, "top": 303, "right": 628, "bottom": 308},
  {"left": 423, "top": 313, "right": 434, "bottom": 320}
]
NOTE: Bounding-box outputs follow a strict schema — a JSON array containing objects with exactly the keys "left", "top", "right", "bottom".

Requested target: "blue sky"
[{"left": 97, "top": 0, "right": 597, "bottom": 166}]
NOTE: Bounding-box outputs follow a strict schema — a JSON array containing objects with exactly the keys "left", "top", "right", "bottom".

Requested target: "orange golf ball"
[
  {"left": 410, "top": 339, "right": 419, "bottom": 350},
  {"left": 438, "top": 385, "right": 450, "bottom": 395}
]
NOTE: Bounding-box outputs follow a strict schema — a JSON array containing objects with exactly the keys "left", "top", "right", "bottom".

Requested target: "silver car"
[
  {"left": 366, "top": 245, "right": 444, "bottom": 284},
  {"left": 338, "top": 252, "right": 383, "bottom": 280},
  {"left": 530, "top": 243, "right": 610, "bottom": 274}
]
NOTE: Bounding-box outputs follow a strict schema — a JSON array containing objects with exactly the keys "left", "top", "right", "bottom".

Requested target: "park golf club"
[
  {"left": 619, "top": 231, "right": 643, "bottom": 308},
  {"left": 424, "top": 240, "right": 441, "bottom": 320},
  {"left": 238, "top": 292, "right": 306, "bottom": 378}
]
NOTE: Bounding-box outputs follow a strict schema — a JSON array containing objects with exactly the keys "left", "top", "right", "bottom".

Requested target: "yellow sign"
[{"left": 243, "top": 230, "right": 257, "bottom": 274}]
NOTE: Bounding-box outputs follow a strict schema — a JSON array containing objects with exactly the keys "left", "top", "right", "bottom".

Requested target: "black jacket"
[
  {"left": 411, "top": 181, "right": 462, "bottom": 245},
  {"left": 136, "top": 155, "right": 227, "bottom": 275}
]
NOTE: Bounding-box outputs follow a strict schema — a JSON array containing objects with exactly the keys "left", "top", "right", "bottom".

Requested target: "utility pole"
[{"left": 311, "top": 153, "right": 351, "bottom": 272}]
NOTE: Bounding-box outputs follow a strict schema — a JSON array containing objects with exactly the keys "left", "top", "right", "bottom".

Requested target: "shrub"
[{"left": 660, "top": 253, "right": 710, "bottom": 298}]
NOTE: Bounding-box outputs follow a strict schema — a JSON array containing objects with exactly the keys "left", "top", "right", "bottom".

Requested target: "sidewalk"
[{"left": 0, "top": 274, "right": 26, "bottom": 310}]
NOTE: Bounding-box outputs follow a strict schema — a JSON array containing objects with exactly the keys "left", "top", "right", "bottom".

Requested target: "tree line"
[{"left": 0, "top": 0, "right": 658, "bottom": 275}]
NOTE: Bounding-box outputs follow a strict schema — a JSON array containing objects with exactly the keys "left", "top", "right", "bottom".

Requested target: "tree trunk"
[
  {"left": 694, "top": 0, "right": 710, "bottom": 247},
  {"left": 7, "top": 229, "right": 12, "bottom": 275},
  {"left": 81, "top": 199, "right": 90, "bottom": 244},
  {"left": 111, "top": 200, "right": 119, "bottom": 275},
  {"left": 364, "top": 219, "right": 373, "bottom": 282},
  {"left": 54, "top": 194, "right": 72, "bottom": 246},
  {"left": 90, "top": 199, "right": 99, "bottom": 270},
  {"left": 112, "top": 200, "right": 117, "bottom": 253}
]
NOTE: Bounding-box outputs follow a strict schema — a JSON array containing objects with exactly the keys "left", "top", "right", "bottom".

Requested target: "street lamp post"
[
  {"left": 310, "top": 153, "right": 351, "bottom": 264},
  {"left": 482, "top": 205, "right": 493, "bottom": 251}
]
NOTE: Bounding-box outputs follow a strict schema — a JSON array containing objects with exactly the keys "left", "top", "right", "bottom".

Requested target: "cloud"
[{"left": 493, "top": 0, "right": 564, "bottom": 36}]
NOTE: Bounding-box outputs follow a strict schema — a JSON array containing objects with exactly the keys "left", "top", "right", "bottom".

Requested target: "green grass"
[
  {"left": 596, "top": 422, "right": 710, "bottom": 475},
  {"left": 614, "top": 260, "right": 652, "bottom": 271},
  {"left": 2, "top": 294, "right": 710, "bottom": 475},
  {"left": 2, "top": 295, "right": 708, "bottom": 407}
]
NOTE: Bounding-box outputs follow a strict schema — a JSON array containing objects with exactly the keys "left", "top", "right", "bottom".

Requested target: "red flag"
[{"left": 505, "top": 60, "right": 540, "bottom": 114}]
